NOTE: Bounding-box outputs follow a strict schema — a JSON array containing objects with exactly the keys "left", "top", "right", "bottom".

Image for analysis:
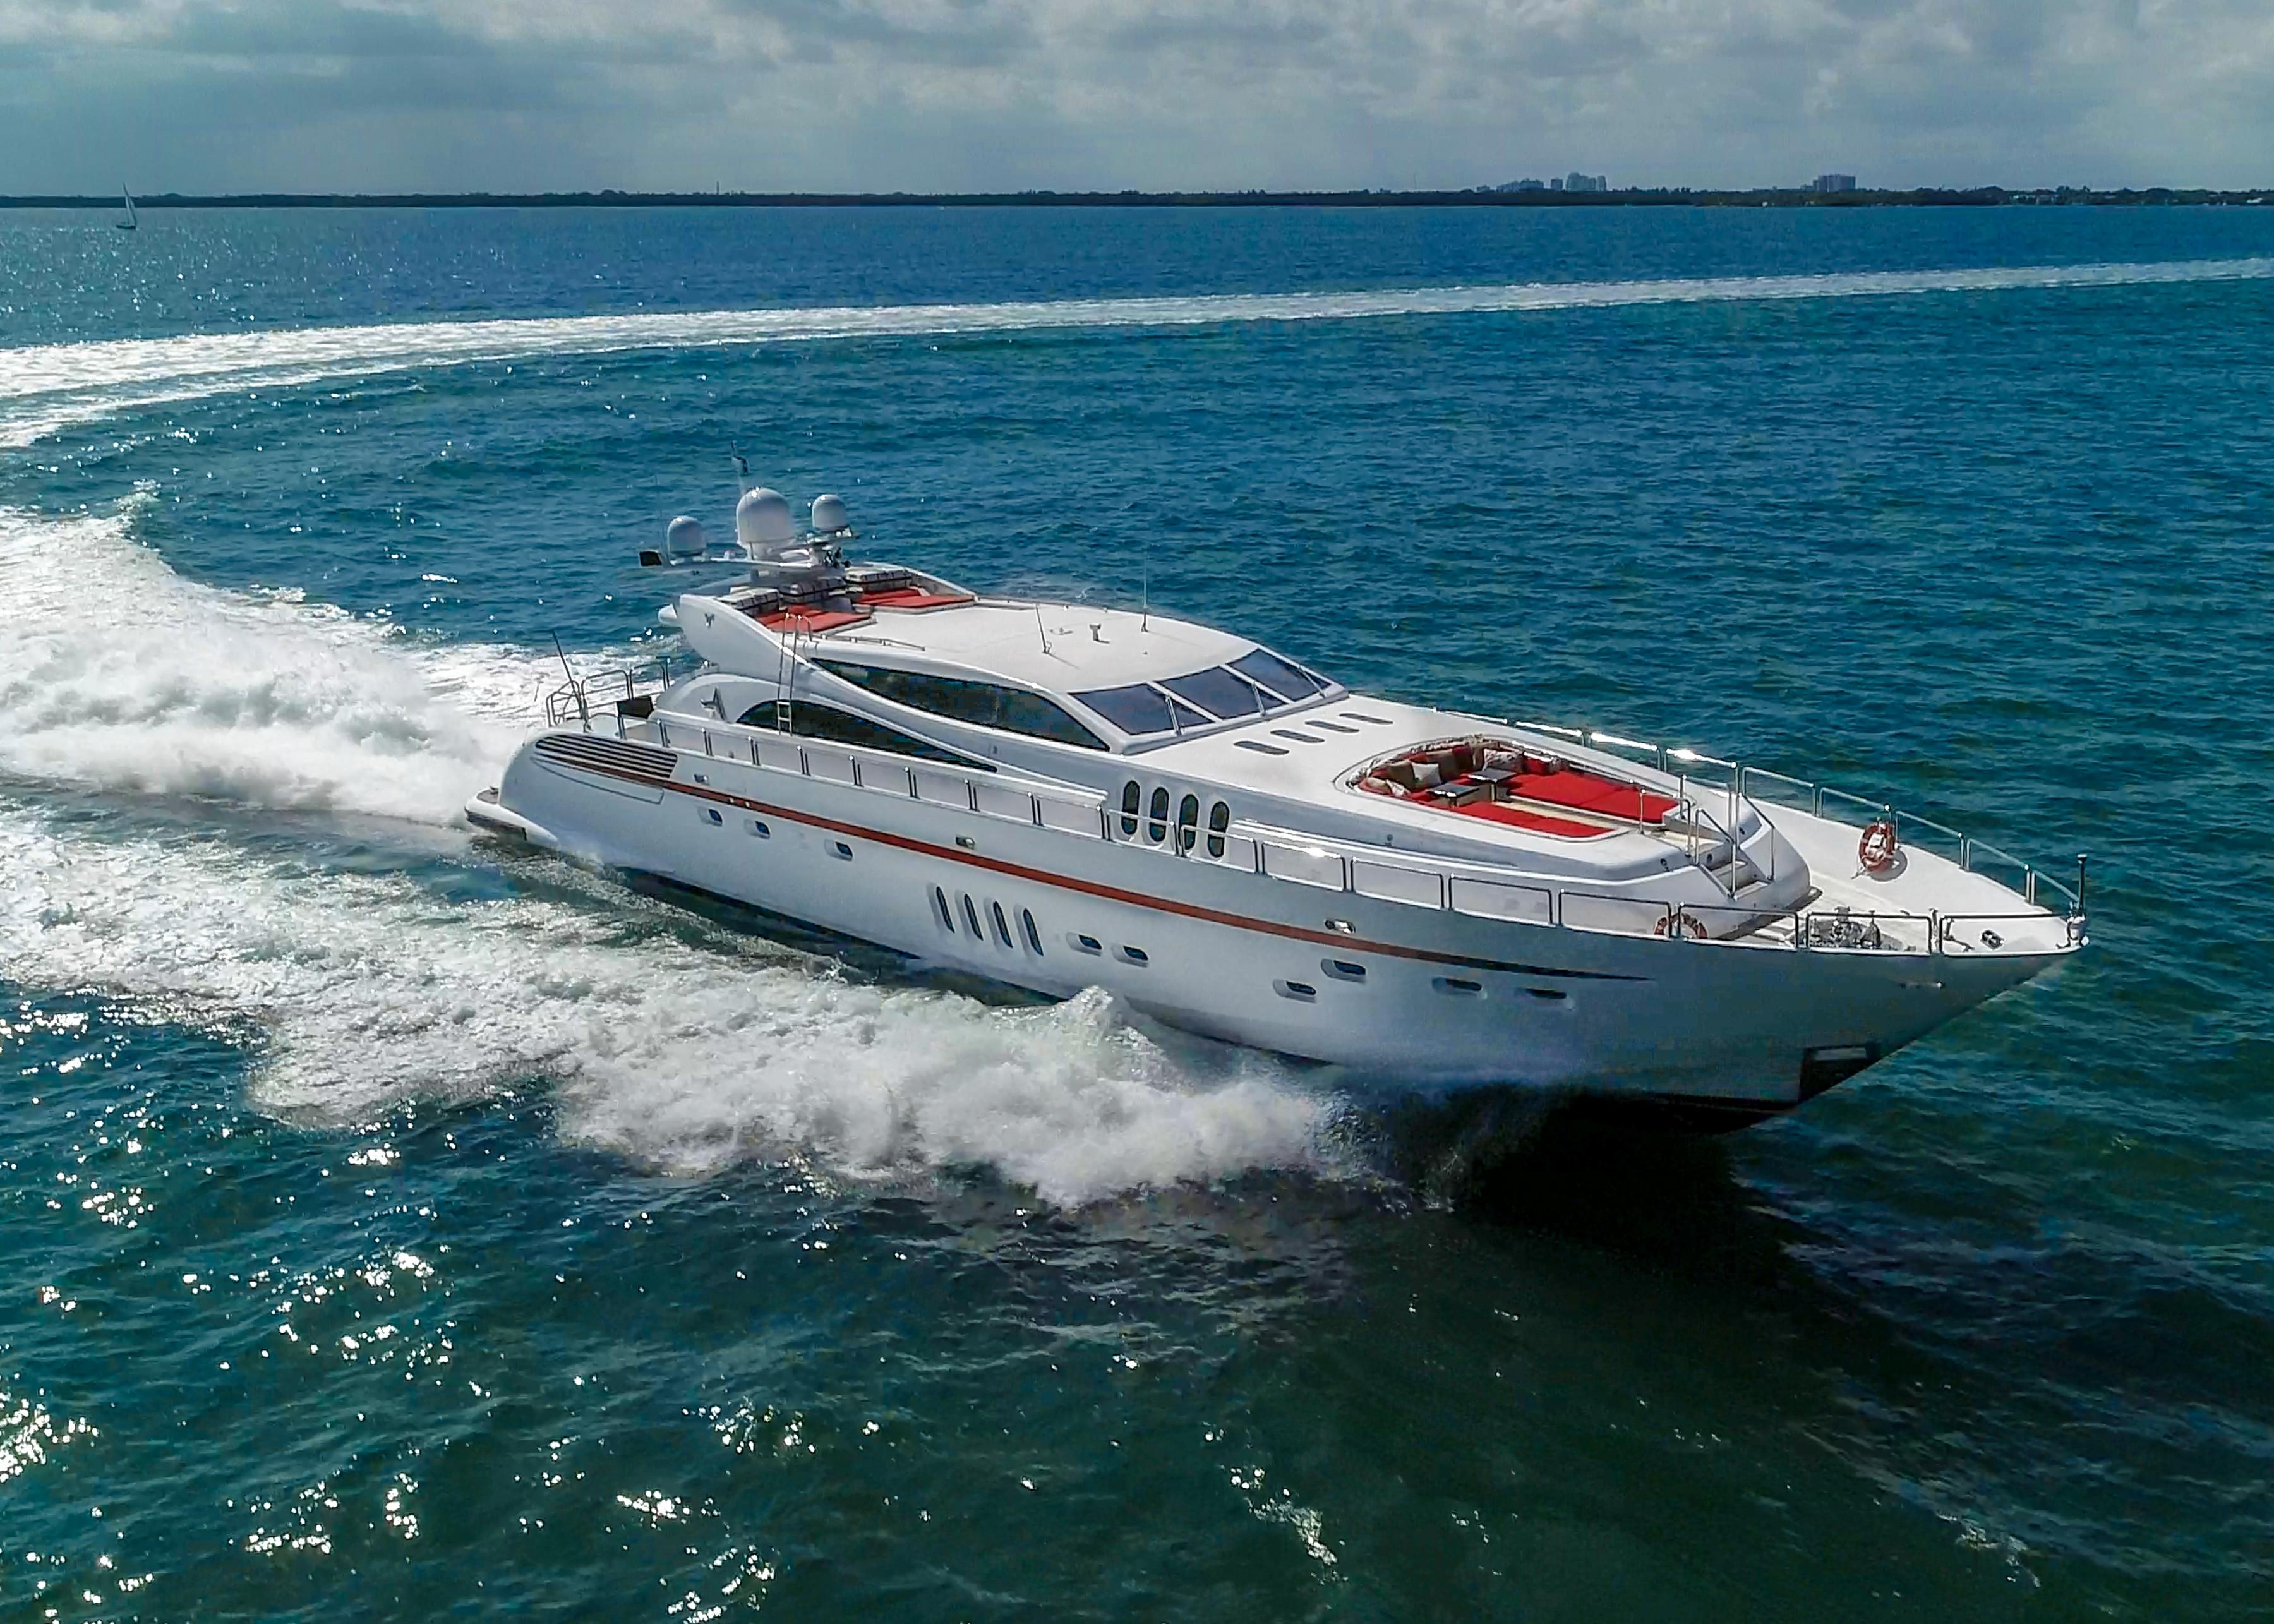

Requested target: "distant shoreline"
[{"left": 6, "top": 186, "right": 2271, "bottom": 210}]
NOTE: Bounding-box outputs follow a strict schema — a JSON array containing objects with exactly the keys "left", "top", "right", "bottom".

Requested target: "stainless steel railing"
[{"left": 560, "top": 709, "right": 2083, "bottom": 960}]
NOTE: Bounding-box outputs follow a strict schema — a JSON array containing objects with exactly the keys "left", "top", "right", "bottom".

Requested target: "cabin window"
[
  {"left": 990, "top": 900, "right": 1014, "bottom": 948},
  {"left": 1175, "top": 793, "right": 1201, "bottom": 853},
  {"left": 1120, "top": 779, "right": 1142, "bottom": 837},
  {"left": 1230, "top": 647, "right": 1330, "bottom": 701},
  {"left": 1160, "top": 666, "right": 1263, "bottom": 720},
  {"left": 961, "top": 894, "right": 984, "bottom": 937},
  {"left": 1205, "top": 800, "right": 1230, "bottom": 858},
  {"left": 1021, "top": 908, "right": 1044, "bottom": 955},
  {"left": 736, "top": 700, "right": 980, "bottom": 766},
  {"left": 933, "top": 887, "right": 956, "bottom": 932},
  {"left": 814, "top": 661, "right": 1108, "bottom": 750},
  {"left": 1146, "top": 786, "right": 1170, "bottom": 845},
  {"left": 1275, "top": 980, "right": 1318, "bottom": 1001}
]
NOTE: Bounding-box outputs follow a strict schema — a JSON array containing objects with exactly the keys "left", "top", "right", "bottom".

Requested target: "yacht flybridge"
[{"left": 469, "top": 486, "right": 2086, "bottom": 1126}]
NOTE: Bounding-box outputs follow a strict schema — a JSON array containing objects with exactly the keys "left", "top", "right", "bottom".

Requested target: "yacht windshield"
[
  {"left": 1161, "top": 666, "right": 1265, "bottom": 720},
  {"left": 1230, "top": 647, "right": 1328, "bottom": 701},
  {"left": 1075, "top": 683, "right": 1177, "bottom": 736}
]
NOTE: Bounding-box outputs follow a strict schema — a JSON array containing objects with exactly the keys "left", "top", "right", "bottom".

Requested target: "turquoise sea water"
[{"left": 3, "top": 205, "right": 2273, "bottom": 1619}]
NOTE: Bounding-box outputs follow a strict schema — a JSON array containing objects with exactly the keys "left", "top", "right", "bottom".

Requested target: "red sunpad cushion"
[
  {"left": 761, "top": 608, "right": 872, "bottom": 634},
  {"left": 1507, "top": 773, "right": 1675, "bottom": 822},
  {"left": 863, "top": 588, "right": 973, "bottom": 610},
  {"left": 1452, "top": 800, "right": 1608, "bottom": 839}
]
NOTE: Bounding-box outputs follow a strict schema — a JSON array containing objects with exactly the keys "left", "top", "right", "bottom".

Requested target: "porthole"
[
  {"left": 1235, "top": 740, "right": 1288, "bottom": 755},
  {"left": 1433, "top": 977, "right": 1484, "bottom": 997},
  {"left": 1275, "top": 980, "right": 1318, "bottom": 1002},
  {"left": 1175, "top": 793, "right": 1200, "bottom": 853},
  {"left": 1309, "top": 719, "right": 1359, "bottom": 735},
  {"left": 831, "top": 840, "right": 853, "bottom": 860},
  {"left": 1117, "top": 945, "right": 1150, "bottom": 966},
  {"left": 703, "top": 807, "right": 724, "bottom": 826},
  {"left": 1120, "top": 780, "right": 1141, "bottom": 838},
  {"left": 933, "top": 887, "right": 956, "bottom": 932},
  {"left": 1146, "top": 786, "right": 1170, "bottom": 845},
  {"left": 990, "top": 900, "right": 1014, "bottom": 949},
  {"left": 1069, "top": 933, "right": 1104, "bottom": 955},
  {"left": 1205, "top": 800, "right": 1230, "bottom": 859},
  {"left": 1321, "top": 959, "right": 1367, "bottom": 983},
  {"left": 1271, "top": 730, "right": 1320, "bottom": 744},
  {"left": 747, "top": 818, "right": 771, "bottom": 838},
  {"left": 1021, "top": 908, "right": 1044, "bottom": 955},
  {"left": 962, "top": 894, "right": 984, "bottom": 937},
  {"left": 1342, "top": 712, "right": 1393, "bottom": 726},
  {"left": 1525, "top": 987, "right": 1568, "bottom": 1002}
]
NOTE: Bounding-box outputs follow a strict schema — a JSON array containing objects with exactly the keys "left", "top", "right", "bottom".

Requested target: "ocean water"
[{"left": 3, "top": 203, "right": 2272, "bottom": 1620}]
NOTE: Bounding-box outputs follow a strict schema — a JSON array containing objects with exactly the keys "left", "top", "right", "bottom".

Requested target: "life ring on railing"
[
  {"left": 1653, "top": 910, "right": 1710, "bottom": 941},
  {"left": 1858, "top": 819, "right": 1900, "bottom": 874}
]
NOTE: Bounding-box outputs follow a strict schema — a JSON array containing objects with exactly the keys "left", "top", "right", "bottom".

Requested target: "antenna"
[
  {"left": 729, "top": 442, "right": 751, "bottom": 496},
  {"left": 1140, "top": 551, "right": 1150, "bottom": 632}
]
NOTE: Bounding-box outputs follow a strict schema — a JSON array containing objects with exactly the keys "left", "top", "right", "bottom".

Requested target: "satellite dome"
[
  {"left": 810, "top": 493, "right": 850, "bottom": 535},
  {"left": 735, "top": 486, "right": 795, "bottom": 549},
  {"left": 664, "top": 515, "right": 707, "bottom": 558}
]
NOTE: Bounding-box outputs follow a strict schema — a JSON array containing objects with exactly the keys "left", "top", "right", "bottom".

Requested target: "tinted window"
[
  {"left": 1162, "top": 666, "right": 1263, "bottom": 719},
  {"left": 1075, "top": 683, "right": 1177, "bottom": 736},
  {"left": 1230, "top": 647, "right": 1329, "bottom": 701},
  {"left": 740, "top": 700, "right": 983, "bottom": 767},
  {"left": 818, "top": 661, "right": 1107, "bottom": 751}
]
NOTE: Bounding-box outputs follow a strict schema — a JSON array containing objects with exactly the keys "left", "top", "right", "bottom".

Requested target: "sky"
[{"left": 5, "top": 0, "right": 2271, "bottom": 194}]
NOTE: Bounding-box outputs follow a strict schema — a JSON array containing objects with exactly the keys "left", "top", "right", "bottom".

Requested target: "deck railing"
[
  {"left": 555, "top": 707, "right": 2084, "bottom": 961},
  {"left": 1500, "top": 718, "right": 2085, "bottom": 918}
]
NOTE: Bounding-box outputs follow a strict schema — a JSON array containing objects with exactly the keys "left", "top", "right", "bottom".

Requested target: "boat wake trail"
[
  {"left": 2, "top": 256, "right": 2267, "bottom": 447},
  {"left": 0, "top": 504, "right": 526, "bottom": 823},
  {"left": 0, "top": 805, "right": 1336, "bottom": 1203},
  {"left": 0, "top": 509, "right": 1336, "bottom": 1201}
]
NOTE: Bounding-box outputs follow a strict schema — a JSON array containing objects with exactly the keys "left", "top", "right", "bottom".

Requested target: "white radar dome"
[
  {"left": 735, "top": 486, "right": 796, "bottom": 548},
  {"left": 810, "top": 493, "right": 850, "bottom": 534},
  {"left": 665, "top": 515, "right": 707, "bottom": 557}
]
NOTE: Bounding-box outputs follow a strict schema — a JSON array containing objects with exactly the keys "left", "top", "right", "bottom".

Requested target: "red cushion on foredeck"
[
  {"left": 862, "top": 588, "right": 973, "bottom": 610},
  {"left": 759, "top": 608, "right": 872, "bottom": 634},
  {"left": 1450, "top": 800, "right": 1608, "bottom": 839},
  {"left": 1505, "top": 772, "right": 1676, "bottom": 822}
]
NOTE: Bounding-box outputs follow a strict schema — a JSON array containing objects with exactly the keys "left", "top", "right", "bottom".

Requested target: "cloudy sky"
[{"left": 6, "top": 0, "right": 2270, "bottom": 193}]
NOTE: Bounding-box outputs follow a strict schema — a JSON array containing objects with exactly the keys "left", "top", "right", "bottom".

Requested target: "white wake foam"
[
  {"left": 3, "top": 256, "right": 2267, "bottom": 447},
  {"left": 0, "top": 806, "right": 1335, "bottom": 1203},
  {"left": 0, "top": 505, "right": 524, "bottom": 822}
]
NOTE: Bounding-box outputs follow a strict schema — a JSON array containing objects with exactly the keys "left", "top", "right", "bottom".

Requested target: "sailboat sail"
[{"left": 116, "top": 188, "right": 137, "bottom": 231}]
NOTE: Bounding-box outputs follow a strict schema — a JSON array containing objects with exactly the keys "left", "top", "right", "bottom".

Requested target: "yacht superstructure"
[{"left": 471, "top": 486, "right": 2086, "bottom": 1124}]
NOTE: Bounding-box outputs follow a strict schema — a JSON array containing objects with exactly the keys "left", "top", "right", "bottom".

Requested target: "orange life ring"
[
  {"left": 1859, "top": 819, "right": 1899, "bottom": 873},
  {"left": 1653, "top": 910, "right": 1709, "bottom": 941}
]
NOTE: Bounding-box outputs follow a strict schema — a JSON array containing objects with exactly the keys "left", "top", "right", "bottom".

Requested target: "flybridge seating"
[
  {"left": 718, "top": 563, "right": 975, "bottom": 636},
  {"left": 1355, "top": 738, "right": 1680, "bottom": 839}
]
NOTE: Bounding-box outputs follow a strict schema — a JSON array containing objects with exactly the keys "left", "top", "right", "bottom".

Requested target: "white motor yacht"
[{"left": 469, "top": 486, "right": 2086, "bottom": 1126}]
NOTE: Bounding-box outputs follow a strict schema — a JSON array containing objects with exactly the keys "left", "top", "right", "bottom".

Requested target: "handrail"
[
  {"left": 584, "top": 711, "right": 2081, "bottom": 959},
  {"left": 1499, "top": 716, "right": 2085, "bottom": 922}
]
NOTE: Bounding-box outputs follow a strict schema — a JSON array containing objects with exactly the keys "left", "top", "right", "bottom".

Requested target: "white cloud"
[{"left": 3, "top": 0, "right": 2270, "bottom": 191}]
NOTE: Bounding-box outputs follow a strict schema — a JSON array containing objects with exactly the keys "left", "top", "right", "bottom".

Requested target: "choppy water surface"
[{"left": 3, "top": 205, "right": 2272, "bottom": 1620}]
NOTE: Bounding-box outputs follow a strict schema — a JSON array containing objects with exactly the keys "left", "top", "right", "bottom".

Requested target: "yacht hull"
[{"left": 478, "top": 731, "right": 2058, "bottom": 1119}]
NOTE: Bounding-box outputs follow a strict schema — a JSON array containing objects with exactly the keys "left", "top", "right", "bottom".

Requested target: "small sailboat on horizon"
[{"left": 116, "top": 187, "right": 136, "bottom": 231}]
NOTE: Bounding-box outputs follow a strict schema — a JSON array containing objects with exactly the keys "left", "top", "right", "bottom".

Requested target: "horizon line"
[{"left": 8, "top": 184, "right": 2273, "bottom": 212}]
